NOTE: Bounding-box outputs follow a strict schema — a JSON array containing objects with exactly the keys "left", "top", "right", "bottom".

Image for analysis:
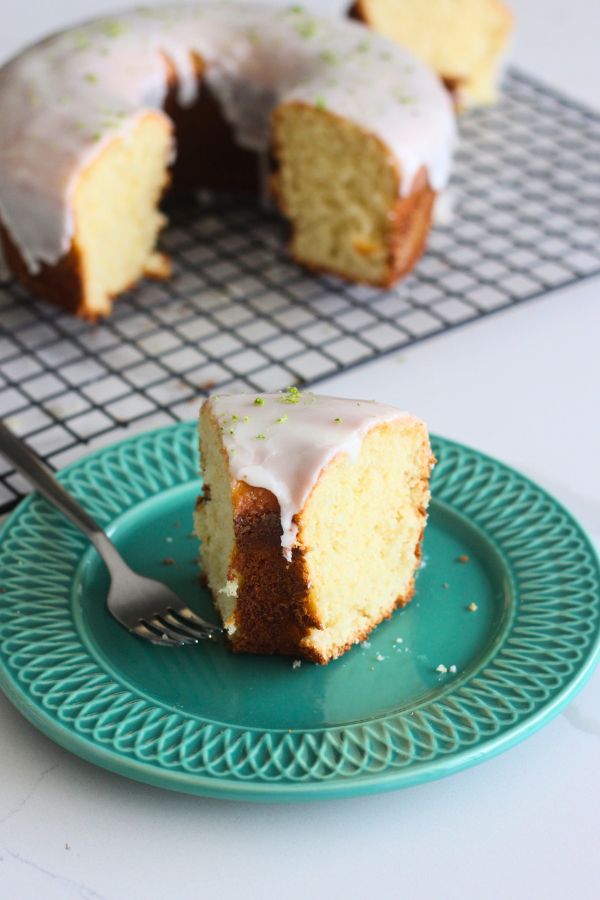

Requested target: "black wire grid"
[{"left": 1, "top": 68, "right": 599, "bottom": 513}]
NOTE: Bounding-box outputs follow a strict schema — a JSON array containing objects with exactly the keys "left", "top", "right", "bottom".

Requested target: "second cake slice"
[{"left": 195, "top": 390, "right": 434, "bottom": 663}]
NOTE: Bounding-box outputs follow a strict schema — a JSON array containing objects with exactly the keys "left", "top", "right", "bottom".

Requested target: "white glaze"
[
  {"left": 0, "top": 3, "right": 456, "bottom": 274},
  {"left": 206, "top": 390, "right": 419, "bottom": 558}
]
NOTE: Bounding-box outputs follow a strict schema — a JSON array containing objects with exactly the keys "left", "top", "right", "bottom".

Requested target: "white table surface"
[{"left": 1, "top": 2, "right": 599, "bottom": 898}]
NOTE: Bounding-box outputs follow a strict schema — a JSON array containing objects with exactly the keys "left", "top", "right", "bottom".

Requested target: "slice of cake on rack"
[
  {"left": 195, "top": 390, "right": 434, "bottom": 664},
  {"left": 350, "top": 0, "right": 514, "bottom": 106}
]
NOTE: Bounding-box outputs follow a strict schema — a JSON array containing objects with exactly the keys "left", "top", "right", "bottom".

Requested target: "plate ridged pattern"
[{"left": 0, "top": 423, "right": 598, "bottom": 798}]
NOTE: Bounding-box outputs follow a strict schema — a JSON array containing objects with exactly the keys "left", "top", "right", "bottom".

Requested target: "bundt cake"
[
  {"left": 350, "top": 0, "right": 514, "bottom": 106},
  {"left": 195, "top": 389, "right": 434, "bottom": 664},
  {"left": 0, "top": 4, "right": 456, "bottom": 319}
]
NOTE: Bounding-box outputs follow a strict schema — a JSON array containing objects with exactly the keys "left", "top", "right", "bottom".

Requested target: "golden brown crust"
[
  {"left": 0, "top": 222, "right": 87, "bottom": 317},
  {"left": 1, "top": 220, "right": 171, "bottom": 321},
  {"left": 227, "top": 483, "right": 320, "bottom": 658}
]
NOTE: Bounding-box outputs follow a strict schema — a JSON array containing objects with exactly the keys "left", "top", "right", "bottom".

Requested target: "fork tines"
[{"left": 133, "top": 608, "right": 222, "bottom": 647}]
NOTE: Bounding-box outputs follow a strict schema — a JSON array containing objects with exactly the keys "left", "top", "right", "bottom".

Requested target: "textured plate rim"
[{"left": 0, "top": 422, "right": 598, "bottom": 803}]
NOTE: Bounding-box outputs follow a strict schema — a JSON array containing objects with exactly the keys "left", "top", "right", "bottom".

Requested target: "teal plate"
[{"left": 0, "top": 423, "right": 599, "bottom": 802}]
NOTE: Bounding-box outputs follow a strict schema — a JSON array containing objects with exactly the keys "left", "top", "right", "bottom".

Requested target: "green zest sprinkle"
[
  {"left": 253, "top": 397, "right": 265, "bottom": 406},
  {"left": 101, "top": 20, "right": 126, "bottom": 38},
  {"left": 315, "top": 97, "right": 327, "bottom": 110},
  {"left": 280, "top": 386, "right": 302, "bottom": 404},
  {"left": 393, "top": 89, "right": 416, "bottom": 105},
  {"left": 231, "top": 414, "right": 239, "bottom": 422},
  {"left": 356, "top": 40, "right": 370, "bottom": 53},
  {"left": 229, "top": 429, "right": 235, "bottom": 435},
  {"left": 320, "top": 49, "right": 339, "bottom": 65},
  {"left": 289, "top": 4, "right": 305, "bottom": 12},
  {"left": 334, "top": 417, "right": 343, "bottom": 423},
  {"left": 84, "top": 73, "right": 98, "bottom": 84},
  {"left": 380, "top": 51, "right": 393, "bottom": 61},
  {"left": 256, "top": 433, "right": 266, "bottom": 440},
  {"left": 243, "top": 416, "right": 250, "bottom": 423},
  {"left": 276, "top": 415, "right": 288, "bottom": 424},
  {"left": 295, "top": 18, "right": 317, "bottom": 38},
  {"left": 73, "top": 33, "right": 91, "bottom": 51}
]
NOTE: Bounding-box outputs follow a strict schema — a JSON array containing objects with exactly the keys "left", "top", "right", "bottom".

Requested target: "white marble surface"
[{"left": 0, "top": 2, "right": 599, "bottom": 899}]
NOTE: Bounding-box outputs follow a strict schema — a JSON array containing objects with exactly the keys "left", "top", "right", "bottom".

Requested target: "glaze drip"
[{"left": 207, "top": 390, "right": 418, "bottom": 559}]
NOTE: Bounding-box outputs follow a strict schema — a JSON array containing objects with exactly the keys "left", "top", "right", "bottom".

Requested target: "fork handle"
[{"left": 0, "top": 420, "right": 109, "bottom": 551}]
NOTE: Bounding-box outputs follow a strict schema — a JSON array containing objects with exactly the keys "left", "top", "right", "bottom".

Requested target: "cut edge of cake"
[{"left": 272, "top": 102, "right": 436, "bottom": 288}]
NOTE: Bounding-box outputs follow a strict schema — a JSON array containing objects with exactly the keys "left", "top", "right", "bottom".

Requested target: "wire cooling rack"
[{"left": 1, "top": 68, "right": 600, "bottom": 512}]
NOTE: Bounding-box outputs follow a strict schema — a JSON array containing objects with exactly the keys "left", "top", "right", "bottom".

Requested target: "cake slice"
[
  {"left": 195, "top": 390, "right": 434, "bottom": 664},
  {"left": 350, "top": 0, "right": 514, "bottom": 106}
]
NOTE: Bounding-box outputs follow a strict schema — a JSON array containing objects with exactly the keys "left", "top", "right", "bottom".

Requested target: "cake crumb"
[
  {"left": 395, "top": 637, "right": 403, "bottom": 644},
  {"left": 436, "top": 664, "right": 448, "bottom": 674},
  {"left": 165, "top": 536, "right": 173, "bottom": 543},
  {"left": 457, "top": 554, "right": 469, "bottom": 564},
  {"left": 375, "top": 653, "right": 385, "bottom": 662},
  {"left": 442, "top": 582, "right": 449, "bottom": 589},
  {"left": 468, "top": 602, "right": 478, "bottom": 612},
  {"left": 161, "top": 557, "right": 175, "bottom": 566},
  {"left": 292, "top": 659, "right": 301, "bottom": 669},
  {"left": 361, "top": 640, "right": 371, "bottom": 649},
  {"left": 449, "top": 665, "right": 457, "bottom": 674}
]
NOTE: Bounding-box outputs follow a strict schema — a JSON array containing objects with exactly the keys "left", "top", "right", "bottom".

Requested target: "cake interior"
[
  {"left": 196, "top": 404, "right": 431, "bottom": 662},
  {"left": 297, "top": 418, "right": 429, "bottom": 660},
  {"left": 71, "top": 111, "right": 172, "bottom": 318},
  {"left": 273, "top": 103, "right": 400, "bottom": 285}
]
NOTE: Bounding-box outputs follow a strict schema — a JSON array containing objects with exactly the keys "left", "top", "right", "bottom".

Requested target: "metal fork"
[{"left": 0, "top": 421, "right": 222, "bottom": 647}]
